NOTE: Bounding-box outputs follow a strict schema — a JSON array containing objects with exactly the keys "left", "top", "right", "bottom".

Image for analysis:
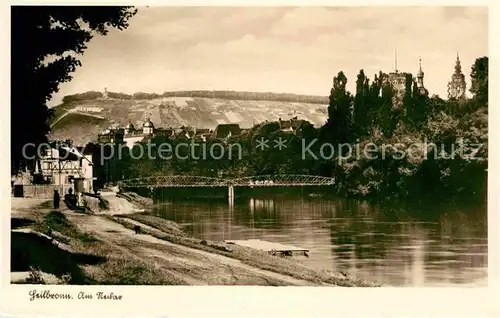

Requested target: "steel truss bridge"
[{"left": 117, "top": 175, "right": 335, "bottom": 188}]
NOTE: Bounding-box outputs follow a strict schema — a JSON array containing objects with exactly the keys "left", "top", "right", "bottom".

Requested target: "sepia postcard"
[{"left": 1, "top": 1, "right": 498, "bottom": 317}]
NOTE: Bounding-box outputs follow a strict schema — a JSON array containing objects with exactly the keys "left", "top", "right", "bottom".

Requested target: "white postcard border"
[{"left": 0, "top": 0, "right": 498, "bottom": 317}]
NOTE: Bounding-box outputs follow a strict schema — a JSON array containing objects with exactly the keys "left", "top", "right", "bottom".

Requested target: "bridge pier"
[
  {"left": 228, "top": 185, "right": 234, "bottom": 206},
  {"left": 149, "top": 187, "right": 154, "bottom": 200}
]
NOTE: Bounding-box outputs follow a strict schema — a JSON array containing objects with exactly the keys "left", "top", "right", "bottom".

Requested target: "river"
[{"left": 152, "top": 191, "right": 487, "bottom": 287}]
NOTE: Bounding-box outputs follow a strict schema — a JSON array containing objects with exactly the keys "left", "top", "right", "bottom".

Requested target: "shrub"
[{"left": 26, "top": 266, "right": 45, "bottom": 284}]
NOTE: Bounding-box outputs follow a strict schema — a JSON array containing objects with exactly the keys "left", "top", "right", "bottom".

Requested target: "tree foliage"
[
  {"left": 11, "top": 6, "right": 137, "bottom": 173},
  {"left": 325, "top": 72, "right": 353, "bottom": 144},
  {"left": 61, "top": 90, "right": 331, "bottom": 104},
  {"left": 353, "top": 70, "right": 371, "bottom": 139},
  {"left": 377, "top": 74, "right": 396, "bottom": 137},
  {"left": 62, "top": 91, "right": 104, "bottom": 104},
  {"left": 470, "top": 56, "right": 488, "bottom": 106}
]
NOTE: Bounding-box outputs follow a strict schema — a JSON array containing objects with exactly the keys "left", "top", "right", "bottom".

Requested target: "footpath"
[{"left": 10, "top": 193, "right": 376, "bottom": 286}]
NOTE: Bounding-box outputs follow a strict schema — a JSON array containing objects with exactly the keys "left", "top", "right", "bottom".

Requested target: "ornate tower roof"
[
  {"left": 416, "top": 57, "right": 428, "bottom": 96},
  {"left": 454, "top": 52, "right": 462, "bottom": 73},
  {"left": 125, "top": 121, "right": 135, "bottom": 133},
  {"left": 143, "top": 118, "right": 154, "bottom": 128},
  {"left": 448, "top": 53, "right": 466, "bottom": 100},
  {"left": 417, "top": 57, "right": 424, "bottom": 78}
]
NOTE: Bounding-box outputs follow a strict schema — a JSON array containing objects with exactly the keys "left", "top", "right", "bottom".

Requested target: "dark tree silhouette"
[
  {"left": 11, "top": 6, "right": 137, "bottom": 173},
  {"left": 377, "top": 74, "right": 395, "bottom": 137},
  {"left": 402, "top": 74, "right": 416, "bottom": 129},
  {"left": 325, "top": 71, "right": 353, "bottom": 144},
  {"left": 470, "top": 56, "right": 488, "bottom": 106},
  {"left": 409, "top": 79, "right": 430, "bottom": 129},
  {"left": 367, "top": 72, "right": 383, "bottom": 133},
  {"left": 353, "top": 70, "right": 371, "bottom": 138}
]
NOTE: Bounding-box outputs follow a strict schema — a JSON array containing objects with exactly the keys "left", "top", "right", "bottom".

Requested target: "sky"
[{"left": 48, "top": 6, "right": 488, "bottom": 106}]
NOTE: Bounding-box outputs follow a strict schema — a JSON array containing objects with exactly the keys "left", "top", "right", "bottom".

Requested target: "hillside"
[{"left": 49, "top": 96, "right": 328, "bottom": 145}]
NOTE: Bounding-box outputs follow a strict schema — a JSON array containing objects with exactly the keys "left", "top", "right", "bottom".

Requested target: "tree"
[
  {"left": 414, "top": 84, "right": 430, "bottom": 128},
  {"left": 367, "top": 72, "right": 383, "bottom": 132},
  {"left": 402, "top": 74, "right": 414, "bottom": 110},
  {"left": 397, "top": 73, "right": 413, "bottom": 129},
  {"left": 325, "top": 71, "right": 353, "bottom": 144},
  {"left": 404, "top": 78, "right": 429, "bottom": 130},
  {"left": 404, "top": 79, "right": 419, "bottom": 128},
  {"left": 470, "top": 56, "right": 488, "bottom": 106},
  {"left": 62, "top": 91, "right": 103, "bottom": 103},
  {"left": 376, "top": 73, "right": 395, "bottom": 137},
  {"left": 11, "top": 6, "right": 137, "bottom": 173},
  {"left": 353, "top": 70, "right": 371, "bottom": 139}
]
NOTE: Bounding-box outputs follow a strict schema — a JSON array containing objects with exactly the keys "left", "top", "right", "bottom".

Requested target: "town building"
[
  {"left": 98, "top": 119, "right": 215, "bottom": 147},
  {"left": 447, "top": 53, "right": 467, "bottom": 100},
  {"left": 278, "top": 116, "right": 307, "bottom": 134},
  {"left": 11, "top": 170, "right": 33, "bottom": 186},
  {"left": 97, "top": 118, "right": 250, "bottom": 150},
  {"left": 123, "top": 119, "right": 155, "bottom": 148},
  {"left": 142, "top": 118, "right": 154, "bottom": 135},
  {"left": 212, "top": 124, "right": 241, "bottom": 140},
  {"left": 154, "top": 127, "right": 175, "bottom": 138},
  {"left": 75, "top": 106, "right": 103, "bottom": 113},
  {"left": 166, "top": 127, "right": 212, "bottom": 142},
  {"left": 36, "top": 142, "right": 94, "bottom": 192},
  {"left": 11, "top": 169, "right": 35, "bottom": 197},
  {"left": 170, "top": 127, "right": 193, "bottom": 141},
  {"left": 384, "top": 53, "right": 429, "bottom": 107},
  {"left": 190, "top": 128, "right": 212, "bottom": 141},
  {"left": 97, "top": 128, "right": 124, "bottom": 144}
]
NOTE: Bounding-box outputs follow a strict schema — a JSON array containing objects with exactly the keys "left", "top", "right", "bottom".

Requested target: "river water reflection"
[{"left": 153, "top": 194, "right": 487, "bottom": 286}]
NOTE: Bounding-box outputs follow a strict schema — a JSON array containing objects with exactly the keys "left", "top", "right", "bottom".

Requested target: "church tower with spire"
[
  {"left": 416, "top": 57, "right": 428, "bottom": 96},
  {"left": 447, "top": 53, "right": 467, "bottom": 100}
]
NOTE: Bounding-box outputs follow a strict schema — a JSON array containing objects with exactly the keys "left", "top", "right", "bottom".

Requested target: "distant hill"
[
  {"left": 59, "top": 90, "right": 329, "bottom": 104},
  {"left": 49, "top": 91, "right": 329, "bottom": 145}
]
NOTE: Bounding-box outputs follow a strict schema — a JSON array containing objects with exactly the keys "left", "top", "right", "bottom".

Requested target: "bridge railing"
[
  {"left": 117, "top": 174, "right": 335, "bottom": 188},
  {"left": 117, "top": 175, "right": 227, "bottom": 188},
  {"left": 230, "top": 174, "right": 335, "bottom": 187}
]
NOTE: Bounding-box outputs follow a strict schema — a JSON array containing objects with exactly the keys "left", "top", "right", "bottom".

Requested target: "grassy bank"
[
  {"left": 11, "top": 203, "right": 187, "bottom": 285},
  {"left": 11, "top": 197, "right": 377, "bottom": 286},
  {"left": 110, "top": 213, "right": 377, "bottom": 287}
]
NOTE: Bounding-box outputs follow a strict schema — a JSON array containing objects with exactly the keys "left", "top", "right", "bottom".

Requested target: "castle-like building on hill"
[
  {"left": 385, "top": 52, "right": 429, "bottom": 108},
  {"left": 447, "top": 53, "right": 467, "bottom": 100},
  {"left": 387, "top": 52, "right": 467, "bottom": 103}
]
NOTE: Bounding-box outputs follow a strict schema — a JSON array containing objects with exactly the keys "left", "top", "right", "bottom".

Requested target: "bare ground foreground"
[{"left": 10, "top": 194, "right": 377, "bottom": 286}]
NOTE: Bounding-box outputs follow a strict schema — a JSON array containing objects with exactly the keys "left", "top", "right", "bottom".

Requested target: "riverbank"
[{"left": 10, "top": 194, "right": 377, "bottom": 286}]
